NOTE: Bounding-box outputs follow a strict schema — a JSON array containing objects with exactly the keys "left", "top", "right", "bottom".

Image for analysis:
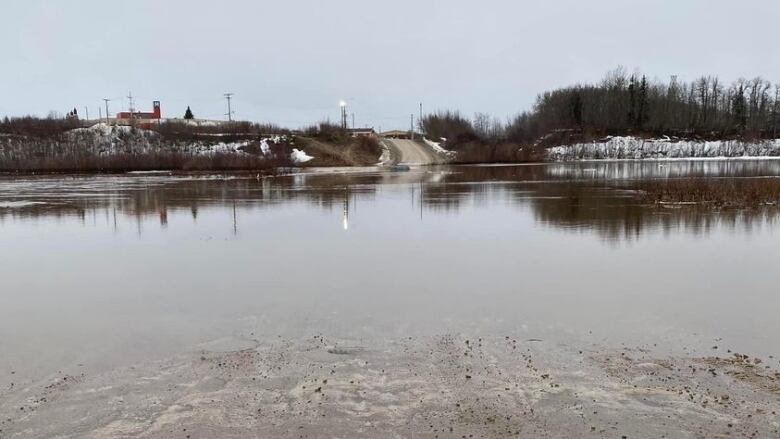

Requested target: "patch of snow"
[
  {"left": 260, "top": 140, "right": 271, "bottom": 155},
  {"left": 424, "top": 137, "right": 455, "bottom": 157},
  {"left": 167, "top": 118, "right": 224, "bottom": 127},
  {"left": 189, "top": 141, "right": 251, "bottom": 155},
  {"left": 546, "top": 136, "right": 780, "bottom": 161},
  {"left": 69, "top": 123, "right": 137, "bottom": 137},
  {"left": 0, "top": 201, "right": 45, "bottom": 209},
  {"left": 377, "top": 142, "right": 393, "bottom": 165},
  {"left": 291, "top": 148, "right": 314, "bottom": 163}
]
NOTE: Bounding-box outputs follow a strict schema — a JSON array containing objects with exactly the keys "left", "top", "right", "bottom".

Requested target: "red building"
[{"left": 116, "top": 101, "right": 161, "bottom": 120}]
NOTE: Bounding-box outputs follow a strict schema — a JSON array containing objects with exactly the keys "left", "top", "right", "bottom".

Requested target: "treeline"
[
  {"left": 526, "top": 68, "right": 780, "bottom": 140},
  {"left": 155, "top": 120, "right": 289, "bottom": 142},
  {"left": 0, "top": 116, "right": 82, "bottom": 138},
  {"left": 301, "top": 122, "right": 351, "bottom": 143},
  {"left": 422, "top": 68, "right": 780, "bottom": 157},
  {"left": 419, "top": 111, "right": 541, "bottom": 162}
]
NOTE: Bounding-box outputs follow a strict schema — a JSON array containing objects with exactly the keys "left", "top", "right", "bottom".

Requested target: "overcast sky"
[{"left": 2, "top": 0, "right": 779, "bottom": 130}]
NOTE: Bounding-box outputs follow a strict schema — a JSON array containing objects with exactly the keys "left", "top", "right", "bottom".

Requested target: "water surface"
[{"left": 1, "top": 161, "right": 779, "bottom": 384}]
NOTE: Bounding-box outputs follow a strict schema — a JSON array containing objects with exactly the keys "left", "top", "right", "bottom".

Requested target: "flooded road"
[
  {"left": 1, "top": 161, "right": 780, "bottom": 380},
  {"left": 1, "top": 161, "right": 779, "bottom": 437}
]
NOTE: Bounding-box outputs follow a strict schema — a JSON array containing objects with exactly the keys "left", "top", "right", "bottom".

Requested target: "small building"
[
  {"left": 116, "top": 101, "right": 161, "bottom": 120},
  {"left": 347, "top": 128, "right": 376, "bottom": 137}
]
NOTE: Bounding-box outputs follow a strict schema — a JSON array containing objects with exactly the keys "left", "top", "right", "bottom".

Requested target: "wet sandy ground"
[{"left": 1, "top": 335, "right": 778, "bottom": 439}]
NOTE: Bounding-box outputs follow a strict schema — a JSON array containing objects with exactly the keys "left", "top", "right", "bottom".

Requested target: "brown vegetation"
[
  {"left": 634, "top": 178, "right": 780, "bottom": 207},
  {"left": 0, "top": 118, "right": 293, "bottom": 173},
  {"left": 296, "top": 135, "right": 382, "bottom": 167},
  {"left": 0, "top": 152, "right": 289, "bottom": 173},
  {"left": 154, "top": 120, "right": 288, "bottom": 142},
  {"left": 301, "top": 122, "right": 351, "bottom": 144},
  {"left": 0, "top": 116, "right": 82, "bottom": 138}
]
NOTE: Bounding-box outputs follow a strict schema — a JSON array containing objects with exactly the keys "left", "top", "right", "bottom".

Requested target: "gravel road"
[{"left": 383, "top": 138, "right": 441, "bottom": 165}]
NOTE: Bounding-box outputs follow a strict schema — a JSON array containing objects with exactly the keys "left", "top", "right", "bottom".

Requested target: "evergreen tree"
[
  {"left": 733, "top": 85, "right": 747, "bottom": 133},
  {"left": 637, "top": 76, "right": 649, "bottom": 129},
  {"left": 627, "top": 75, "right": 637, "bottom": 128},
  {"left": 569, "top": 92, "right": 583, "bottom": 127},
  {"left": 184, "top": 106, "right": 194, "bottom": 120}
]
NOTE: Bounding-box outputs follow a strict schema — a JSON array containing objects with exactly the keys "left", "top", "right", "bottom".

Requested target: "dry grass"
[
  {"left": 447, "top": 141, "right": 544, "bottom": 164},
  {"left": 296, "top": 136, "right": 382, "bottom": 167},
  {"left": 0, "top": 152, "right": 288, "bottom": 173},
  {"left": 634, "top": 178, "right": 780, "bottom": 207}
]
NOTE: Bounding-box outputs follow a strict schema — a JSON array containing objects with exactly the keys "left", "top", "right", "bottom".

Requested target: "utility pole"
[
  {"left": 85, "top": 107, "right": 89, "bottom": 121},
  {"left": 103, "top": 98, "right": 111, "bottom": 124},
  {"left": 224, "top": 93, "right": 234, "bottom": 122},
  {"left": 339, "top": 101, "right": 347, "bottom": 130},
  {"left": 127, "top": 92, "right": 136, "bottom": 124},
  {"left": 128, "top": 92, "right": 135, "bottom": 113},
  {"left": 99, "top": 107, "right": 102, "bottom": 122},
  {"left": 419, "top": 103, "right": 423, "bottom": 137},
  {"left": 410, "top": 114, "right": 415, "bottom": 140},
  {"left": 351, "top": 113, "right": 355, "bottom": 129}
]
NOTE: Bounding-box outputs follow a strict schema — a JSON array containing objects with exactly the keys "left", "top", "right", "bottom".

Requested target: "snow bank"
[
  {"left": 260, "top": 139, "right": 271, "bottom": 155},
  {"left": 377, "top": 143, "right": 393, "bottom": 165},
  {"left": 290, "top": 148, "right": 314, "bottom": 163},
  {"left": 193, "top": 141, "right": 251, "bottom": 154},
  {"left": 69, "top": 123, "right": 136, "bottom": 137},
  {"left": 30, "top": 127, "right": 310, "bottom": 166},
  {"left": 424, "top": 137, "right": 456, "bottom": 157},
  {"left": 546, "top": 136, "right": 780, "bottom": 161}
]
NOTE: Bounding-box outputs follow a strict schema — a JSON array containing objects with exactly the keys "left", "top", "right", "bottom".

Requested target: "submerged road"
[{"left": 382, "top": 138, "right": 441, "bottom": 165}]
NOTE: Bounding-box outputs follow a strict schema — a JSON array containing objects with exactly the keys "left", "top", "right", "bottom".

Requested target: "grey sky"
[{"left": 2, "top": 0, "right": 779, "bottom": 130}]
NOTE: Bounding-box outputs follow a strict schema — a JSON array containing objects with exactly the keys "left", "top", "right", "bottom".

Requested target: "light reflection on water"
[
  {"left": 1, "top": 161, "right": 779, "bottom": 383},
  {"left": 3, "top": 160, "right": 780, "bottom": 241}
]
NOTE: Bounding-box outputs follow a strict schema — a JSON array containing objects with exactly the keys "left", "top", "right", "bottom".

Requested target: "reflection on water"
[
  {"left": 2, "top": 160, "right": 780, "bottom": 242},
  {"left": 1, "top": 161, "right": 780, "bottom": 384}
]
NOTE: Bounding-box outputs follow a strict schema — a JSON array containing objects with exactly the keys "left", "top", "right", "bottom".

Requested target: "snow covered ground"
[
  {"left": 424, "top": 137, "right": 456, "bottom": 157},
  {"left": 290, "top": 148, "right": 314, "bottom": 163},
  {"left": 376, "top": 142, "right": 393, "bottom": 165},
  {"left": 0, "top": 201, "right": 45, "bottom": 209},
  {"left": 59, "top": 123, "right": 289, "bottom": 157},
  {"left": 546, "top": 136, "right": 780, "bottom": 161}
]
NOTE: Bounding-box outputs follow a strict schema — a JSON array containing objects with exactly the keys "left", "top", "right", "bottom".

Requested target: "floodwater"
[{"left": 1, "top": 161, "right": 780, "bottom": 386}]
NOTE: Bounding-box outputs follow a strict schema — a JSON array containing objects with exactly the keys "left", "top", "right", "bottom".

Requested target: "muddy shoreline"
[{"left": 1, "top": 335, "right": 778, "bottom": 439}]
